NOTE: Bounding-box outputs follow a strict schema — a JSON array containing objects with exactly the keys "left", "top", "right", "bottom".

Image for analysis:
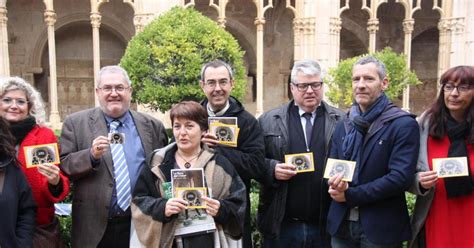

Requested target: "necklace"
[{"left": 176, "top": 149, "right": 202, "bottom": 169}]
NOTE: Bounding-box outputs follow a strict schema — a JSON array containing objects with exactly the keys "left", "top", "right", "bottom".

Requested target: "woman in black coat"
[{"left": 0, "top": 116, "right": 36, "bottom": 248}]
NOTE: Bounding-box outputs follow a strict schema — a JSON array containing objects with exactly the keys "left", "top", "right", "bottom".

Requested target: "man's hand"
[
  {"left": 274, "top": 163, "right": 297, "bottom": 180},
  {"left": 90, "top": 136, "right": 109, "bottom": 160},
  {"left": 201, "top": 132, "right": 219, "bottom": 147},
  {"left": 418, "top": 170, "right": 438, "bottom": 190},
  {"left": 328, "top": 174, "right": 348, "bottom": 202}
]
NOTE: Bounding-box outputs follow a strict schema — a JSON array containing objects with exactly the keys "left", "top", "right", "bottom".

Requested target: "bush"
[
  {"left": 325, "top": 47, "right": 420, "bottom": 109},
  {"left": 58, "top": 215, "right": 72, "bottom": 247},
  {"left": 250, "top": 180, "right": 261, "bottom": 247},
  {"left": 120, "top": 7, "right": 246, "bottom": 112}
]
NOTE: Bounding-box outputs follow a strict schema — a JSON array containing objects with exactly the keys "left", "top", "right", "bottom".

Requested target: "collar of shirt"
[
  {"left": 104, "top": 111, "right": 132, "bottom": 131},
  {"left": 207, "top": 100, "right": 230, "bottom": 117},
  {"left": 297, "top": 107, "right": 316, "bottom": 121}
]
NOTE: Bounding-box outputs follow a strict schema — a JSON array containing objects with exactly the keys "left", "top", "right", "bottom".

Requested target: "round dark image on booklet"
[
  {"left": 109, "top": 133, "right": 125, "bottom": 144},
  {"left": 31, "top": 147, "right": 55, "bottom": 165},
  {"left": 439, "top": 159, "right": 463, "bottom": 176},
  {"left": 215, "top": 126, "right": 234, "bottom": 142},
  {"left": 292, "top": 155, "right": 310, "bottom": 171},
  {"left": 329, "top": 163, "right": 349, "bottom": 178},
  {"left": 182, "top": 189, "right": 203, "bottom": 207}
]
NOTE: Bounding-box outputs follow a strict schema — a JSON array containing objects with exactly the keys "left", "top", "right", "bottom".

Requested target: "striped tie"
[{"left": 109, "top": 120, "right": 131, "bottom": 211}]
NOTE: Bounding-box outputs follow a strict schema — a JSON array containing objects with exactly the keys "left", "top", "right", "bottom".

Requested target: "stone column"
[
  {"left": 255, "top": 17, "right": 265, "bottom": 116},
  {"left": 437, "top": 18, "right": 451, "bottom": 87},
  {"left": 367, "top": 18, "right": 379, "bottom": 52},
  {"left": 0, "top": 4, "right": 9, "bottom": 76},
  {"left": 402, "top": 19, "right": 414, "bottom": 112},
  {"left": 44, "top": 10, "right": 61, "bottom": 126},
  {"left": 209, "top": 0, "right": 229, "bottom": 28},
  {"left": 91, "top": 12, "right": 101, "bottom": 106},
  {"left": 303, "top": 17, "right": 316, "bottom": 60},
  {"left": 447, "top": 17, "right": 465, "bottom": 66},
  {"left": 292, "top": 18, "right": 303, "bottom": 61},
  {"left": 329, "top": 17, "right": 342, "bottom": 67}
]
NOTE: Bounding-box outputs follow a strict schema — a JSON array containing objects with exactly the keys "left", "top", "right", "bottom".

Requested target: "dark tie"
[
  {"left": 109, "top": 120, "right": 131, "bottom": 211},
  {"left": 303, "top": 112, "right": 313, "bottom": 148}
]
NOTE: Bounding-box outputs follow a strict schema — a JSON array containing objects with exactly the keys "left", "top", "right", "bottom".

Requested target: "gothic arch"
[{"left": 28, "top": 13, "right": 133, "bottom": 72}]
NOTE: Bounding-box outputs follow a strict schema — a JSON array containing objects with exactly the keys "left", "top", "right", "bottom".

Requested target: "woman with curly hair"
[
  {"left": 0, "top": 116, "right": 36, "bottom": 247},
  {"left": 410, "top": 66, "right": 474, "bottom": 247},
  {"left": 0, "top": 77, "right": 70, "bottom": 247}
]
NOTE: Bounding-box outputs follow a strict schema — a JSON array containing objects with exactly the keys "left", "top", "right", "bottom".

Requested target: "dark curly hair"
[{"left": 0, "top": 117, "right": 18, "bottom": 167}]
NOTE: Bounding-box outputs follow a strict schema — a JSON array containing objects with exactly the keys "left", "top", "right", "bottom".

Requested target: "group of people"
[{"left": 0, "top": 57, "right": 471, "bottom": 248}]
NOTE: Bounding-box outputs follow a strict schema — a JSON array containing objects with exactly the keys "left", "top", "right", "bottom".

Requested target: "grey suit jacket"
[{"left": 60, "top": 108, "right": 168, "bottom": 248}]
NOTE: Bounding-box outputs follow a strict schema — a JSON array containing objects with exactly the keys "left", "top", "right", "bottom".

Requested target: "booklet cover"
[
  {"left": 208, "top": 117, "right": 239, "bottom": 147},
  {"left": 323, "top": 158, "right": 356, "bottom": 182},
  {"left": 171, "top": 168, "right": 216, "bottom": 237},
  {"left": 284, "top": 152, "right": 315, "bottom": 173},
  {"left": 23, "top": 143, "right": 60, "bottom": 168},
  {"left": 432, "top": 157, "right": 469, "bottom": 178}
]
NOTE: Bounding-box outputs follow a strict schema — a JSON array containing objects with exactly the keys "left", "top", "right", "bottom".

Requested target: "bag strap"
[{"left": 0, "top": 169, "right": 5, "bottom": 194}]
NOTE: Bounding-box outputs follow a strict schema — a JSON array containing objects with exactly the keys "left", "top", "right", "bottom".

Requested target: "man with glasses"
[
  {"left": 326, "top": 56, "right": 419, "bottom": 247},
  {"left": 257, "top": 59, "right": 344, "bottom": 247},
  {"left": 60, "top": 65, "right": 168, "bottom": 248},
  {"left": 199, "top": 60, "right": 268, "bottom": 248}
]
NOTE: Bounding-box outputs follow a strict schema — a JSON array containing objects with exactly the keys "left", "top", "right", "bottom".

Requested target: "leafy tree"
[
  {"left": 120, "top": 7, "right": 246, "bottom": 111},
  {"left": 325, "top": 47, "right": 420, "bottom": 109}
]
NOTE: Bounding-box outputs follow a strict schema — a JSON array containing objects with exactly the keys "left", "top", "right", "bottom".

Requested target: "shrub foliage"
[
  {"left": 325, "top": 47, "right": 420, "bottom": 109},
  {"left": 120, "top": 7, "right": 246, "bottom": 112}
]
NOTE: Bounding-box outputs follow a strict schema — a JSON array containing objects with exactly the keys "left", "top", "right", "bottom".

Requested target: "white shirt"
[{"left": 298, "top": 107, "right": 316, "bottom": 151}]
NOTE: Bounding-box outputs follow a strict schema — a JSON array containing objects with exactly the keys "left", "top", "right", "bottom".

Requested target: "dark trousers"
[
  {"left": 263, "top": 219, "right": 330, "bottom": 248},
  {"left": 331, "top": 220, "right": 402, "bottom": 248},
  {"left": 97, "top": 216, "right": 131, "bottom": 248}
]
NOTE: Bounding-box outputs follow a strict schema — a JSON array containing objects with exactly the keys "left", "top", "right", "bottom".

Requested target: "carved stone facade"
[{"left": 1, "top": 0, "right": 473, "bottom": 126}]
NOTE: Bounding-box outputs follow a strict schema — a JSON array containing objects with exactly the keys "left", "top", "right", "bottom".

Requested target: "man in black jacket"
[
  {"left": 200, "top": 60, "right": 269, "bottom": 248},
  {"left": 257, "top": 59, "right": 344, "bottom": 248}
]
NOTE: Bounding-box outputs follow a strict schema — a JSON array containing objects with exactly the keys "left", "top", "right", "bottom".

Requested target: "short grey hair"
[
  {"left": 96, "top": 65, "right": 132, "bottom": 87},
  {"left": 353, "top": 56, "right": 387, "bottom": 80},
  {"left": 0, "top": 77, "right": 46, "bottom": 126},
  {"left": 290, "top": 59, "right": 322, "bottom": 84},
  {"left": 200, "top": 60, "right": 234, "bottom": 81}
]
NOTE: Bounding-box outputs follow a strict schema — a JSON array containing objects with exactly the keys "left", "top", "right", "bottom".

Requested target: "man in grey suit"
[{"left": 60, "top": 65, "right": 168, "bottom": 248}]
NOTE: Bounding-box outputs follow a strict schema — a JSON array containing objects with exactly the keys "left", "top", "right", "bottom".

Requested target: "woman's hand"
[
  {"left": 165, "top": 198, "right": 188, "bottom": 217},
  {"left": 37, "top": 163, "right": 61, "bottom": 185},
  {"left": 419, "top": 170, "right": 438, "bottom": 190},
  {"left": 202, "top": 196, "right": 220, "bottom": 217}
]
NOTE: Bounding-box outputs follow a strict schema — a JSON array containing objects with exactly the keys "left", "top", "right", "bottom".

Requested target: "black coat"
[{"left": 0, "top": 156, "right": 36, "bottom": 248}]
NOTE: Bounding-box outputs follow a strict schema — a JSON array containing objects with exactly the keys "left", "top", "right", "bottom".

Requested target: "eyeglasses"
[
  {"left": 204, "top": 79, "right": 230, "bottom": 89},
  {"left": 98, "top": 85, "right": 130, "bottom": 94},
  {"left": 1, "top": 97, "right": 29, "bottom": 107},
  {"left": 292, "top": 81, "right": 323, "bottom": 92},
  {"left": 443, "top": 83, "right": 470, "bottom": 93}
]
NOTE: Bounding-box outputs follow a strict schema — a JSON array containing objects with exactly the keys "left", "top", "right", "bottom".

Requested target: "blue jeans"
[
  {"left": 263, "top": 219, "right": 330, "bottom": 248},
  {"left": 331, "top": 220, "right": 401, "bottom": 248}
]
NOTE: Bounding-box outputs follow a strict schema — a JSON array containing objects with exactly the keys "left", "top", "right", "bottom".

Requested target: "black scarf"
[
  {"left": 8, "top": 116, "right": 36, "bottom": 145},
  {"left": 342, "top": 93, "right": 390, "bottom": 161},
  {"left": 444, "top": 115, "right": 473, "bottom": 198}
]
